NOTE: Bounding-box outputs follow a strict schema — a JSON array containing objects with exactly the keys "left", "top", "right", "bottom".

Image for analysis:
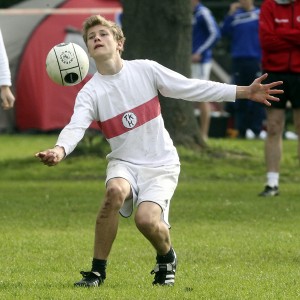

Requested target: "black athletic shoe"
[
  {"left": 151, "top": 251, "right": 177, "bottom": 286},
  {"left": 259, "top": 185, "right": 279, "bottom": 197},
  {"left": 74, "top": 271, "right": 104, "bottom": 287}
]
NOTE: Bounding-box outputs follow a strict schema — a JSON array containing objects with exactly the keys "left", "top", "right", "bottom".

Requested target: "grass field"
[{"left": 0, "top": 134, "right": 299, "bottom": 299}]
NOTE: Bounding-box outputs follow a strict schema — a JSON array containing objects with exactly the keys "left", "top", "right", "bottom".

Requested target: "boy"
[{"left": 35, "top": 15, "right": 283, "bottom": 287}]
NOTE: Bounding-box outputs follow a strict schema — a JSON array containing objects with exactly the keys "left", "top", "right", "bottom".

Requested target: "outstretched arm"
[
  {"left": 236, "top": 73, "right": 283, "bottom": 106},
  {"left": 35, "top": 146, "right": 66, "bottom": 167}
]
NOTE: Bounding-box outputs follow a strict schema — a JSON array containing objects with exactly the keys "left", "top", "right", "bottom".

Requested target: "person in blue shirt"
[
  {"left": 191, "top": 0, "right": 220, "bottom": 142},
  {"left": 221, "top": 0, "right": 266, "bottom": 139}
]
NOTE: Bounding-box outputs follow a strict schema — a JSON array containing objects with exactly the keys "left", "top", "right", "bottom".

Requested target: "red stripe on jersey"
[{"left": 97, "top": 96, "right": 161, "bottom": 139}]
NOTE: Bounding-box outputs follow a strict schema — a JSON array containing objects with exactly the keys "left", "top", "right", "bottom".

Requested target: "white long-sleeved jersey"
[
  {"left": 57, "top": 59, "right": 236, "bottom": 166},
  {"left": 0, "top": 29, "right": 12, "bottom": 87}
]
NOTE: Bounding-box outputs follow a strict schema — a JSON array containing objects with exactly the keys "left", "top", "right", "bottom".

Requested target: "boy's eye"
[{"left": 87, "top": 31, "right": 108, "bottom": 40}]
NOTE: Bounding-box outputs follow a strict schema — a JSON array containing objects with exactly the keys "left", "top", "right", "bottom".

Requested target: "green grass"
[{"left": 0, "top": 134, "right": 299, "bottom": 299}]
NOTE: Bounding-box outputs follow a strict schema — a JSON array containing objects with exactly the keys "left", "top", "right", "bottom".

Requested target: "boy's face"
[{"left": 86, "top": 24, "right": 123, "bottom": 60}]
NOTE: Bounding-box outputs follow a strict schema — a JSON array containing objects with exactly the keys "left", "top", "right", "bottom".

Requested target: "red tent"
[{"left": 14, "top": 0, "right": 121, "bottom": 131}]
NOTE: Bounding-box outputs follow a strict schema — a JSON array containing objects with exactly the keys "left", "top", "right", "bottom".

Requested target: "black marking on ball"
[
  {"left": 71, "top": 43, "right": 83, "bottom": 81},
  {"left": 64, "top": 72, "right": 79, "bottom": 84}
]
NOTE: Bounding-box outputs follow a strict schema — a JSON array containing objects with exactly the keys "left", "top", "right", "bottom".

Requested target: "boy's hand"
[
  {"left": 236, "top": 73, "right": 283, "bottom": 106},
  {"left": 35, "top": 146, "right": 65, "bottom": 166}
]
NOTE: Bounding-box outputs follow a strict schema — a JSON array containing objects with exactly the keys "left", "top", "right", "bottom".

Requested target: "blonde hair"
[{"left": 82, "top": 15, "right": 126, "bottom": 54}]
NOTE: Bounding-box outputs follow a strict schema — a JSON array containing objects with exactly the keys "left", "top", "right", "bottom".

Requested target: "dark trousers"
[{"left": 227, "top": 58, "right": 266, "bottom": 137}]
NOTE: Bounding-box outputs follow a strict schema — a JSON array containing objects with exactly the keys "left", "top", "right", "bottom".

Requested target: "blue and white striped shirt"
[
  {"left": 192, "top": 4, "right": 220, "bottom": 63},
  {"left": 220, "top": 7, "right": 261, "bottom": 59}
]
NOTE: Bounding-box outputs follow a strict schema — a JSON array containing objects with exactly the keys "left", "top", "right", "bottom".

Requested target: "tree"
[{"left": 122, "top": 0, "right": 206, "bottom": 148}]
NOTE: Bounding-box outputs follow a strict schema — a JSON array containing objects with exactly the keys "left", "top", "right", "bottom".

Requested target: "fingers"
[
  {"left": 1, "top": 89, "right": 16, "bottom": 110},
  {"left": 35, "top": 150, "right": 59, "bottom": 166},
  {"left": 1, "top": 98, "right": 10, "bottom": 110},
  {"left": 254, "top": 73, "right": 268, "bottom": 84},
  {"left": 263, "top": 87, "right": 283, "bottom": 105},
  {"left": 265, "top": 81, "right": 283, "bottom": 89},
  {"left": 267, "top": 89, "right": 283, "bottom": 96},
  {"left": 266, "top": 95, "right": 280, "bottom": 102},
  {"left": 263, "top": 100, "right": 271, "bottom": 107},
  {"left": 35, "top": 152, "right": 45, "bottom": 158},
  {"left": 249, "top": 74, "right": 284, "bottom": 106},
  {"left": 253, "top": 74, "right": 283, "bottom": 93},
  {"left": 254, "top": 74, "right": 283, "bottom": 90}
]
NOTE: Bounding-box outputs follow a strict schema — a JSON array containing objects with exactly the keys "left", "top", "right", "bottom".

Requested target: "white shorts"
[
  {"left": 105, "top": 160, "right": 180, "bottom": 227},
  {"left": 191, "top": 61, "right": 212, "bottom": 80}
]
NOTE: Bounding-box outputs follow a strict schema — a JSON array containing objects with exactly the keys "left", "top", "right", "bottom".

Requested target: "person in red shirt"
[{"left": 258, "top": 0, "right": 300, "bottom": 196}]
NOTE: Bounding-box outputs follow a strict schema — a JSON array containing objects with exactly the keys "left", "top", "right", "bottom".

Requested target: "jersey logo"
[
  {"left": 97, "top": 96, "right": 161, "bottom": 139},
  {"left": 122, "top": 112, "right": 138, "bottom": 129},
  {"left": 275, "top": 18, "right": 289, "bottom": 23}
]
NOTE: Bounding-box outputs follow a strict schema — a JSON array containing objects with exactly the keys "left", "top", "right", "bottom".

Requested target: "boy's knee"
[
  {"left": 102, "top": 185, "right": 126, "bottom": 213},
  {"left": 135, "top": 208, "right": 159, "bottom": 233},
  {"left": 106, "top": 185, "right": 123, "bottom": 199},
  {"left": 134, "top": 202, "right": 163, "bottom": 233}
]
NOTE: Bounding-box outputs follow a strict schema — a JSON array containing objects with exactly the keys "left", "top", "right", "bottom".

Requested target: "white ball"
[{"left": 46, "top": 42, "right": 89, "bottom": 86}]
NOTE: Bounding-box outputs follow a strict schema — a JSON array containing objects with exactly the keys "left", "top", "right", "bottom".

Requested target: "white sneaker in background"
[
  {"left": 259, "top": 130, "right": 267, "bottom": 140},
  {"left": 285, "top": 131, "right": 298, "bottom": 140},
  {"left": 246, "top": 129, "right": 255, "bottom": 139}
]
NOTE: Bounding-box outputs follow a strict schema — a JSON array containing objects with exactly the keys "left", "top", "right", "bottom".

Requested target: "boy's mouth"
[{"left": 94, "top": 44, "right": 103, "bottom": 49}]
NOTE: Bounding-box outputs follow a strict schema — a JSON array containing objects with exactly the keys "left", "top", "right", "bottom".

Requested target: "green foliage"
[{"left": 0, "top": 135, "right": 299, "bottom": 299}]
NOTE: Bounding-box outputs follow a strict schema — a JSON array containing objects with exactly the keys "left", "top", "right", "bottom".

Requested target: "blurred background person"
[
  {"left": 0, "top": 28, "right": 15, "bottom": 110},
  {"left": 191, "top": 0, "right": 220, "bottom": 142},
  {"left": 220, "top": 0, "right": 265, "bottom": 139},
  {"left": 258, "top": 0, "right": 300, "bottom": 197}
]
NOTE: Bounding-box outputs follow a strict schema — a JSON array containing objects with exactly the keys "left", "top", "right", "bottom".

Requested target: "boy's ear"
[{"left": 117, "top": 40, "right": 124, "bottom": 52}]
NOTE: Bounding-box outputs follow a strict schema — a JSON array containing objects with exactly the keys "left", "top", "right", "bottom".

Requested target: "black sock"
[
  {"left": 156, "top": 247, "right": 175, "bottom": 263},
  {"left": 92, "top": 258, "right": 107, "bottom": 279}
]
